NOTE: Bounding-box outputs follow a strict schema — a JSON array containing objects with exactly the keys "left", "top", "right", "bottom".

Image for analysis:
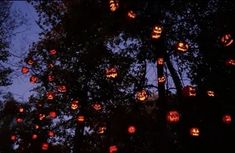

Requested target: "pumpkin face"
[
  {"left": 49, "top": 111, "right": 57, "bottom": 118},
  {"left": 57, "top": 85, "right": 67, "bottom": 93},
  {"left": 11, "top": 134, "right": 16, "bottom": 141},
  {"left": 136, "top": 89, "right": 148, "bottom": 102},
  {"left": 127, "top": 10, "right": 136, "bottom": 19},
  {"left": 222, "top": 114, "right": 232, "bottom": 124},
  {"left": 48, "top": 75, "right": 54, "bottom": 81},
  {"left": 226, "top": 59, "right": 235, "bottom": 66},
  {"left": 221, "top": 34, "right": 234, "bottom": 47},
  {"left": 21, "top": 66, "right": 29, "bottom": 74},
  {"left": 182, "top": 85, "right": 196, "bottom": 96},
  {"left": 97, "top": 126, "right": 107, "bottom": 134},
  {"left": 49, "top": 49, "right": 57, "bottom": 55},
  {"left": 92, "top": 102, "right": 102, "bottom": 111},
  {"left": 109, "top": 0, "right": 119, "bottom": 12},
  {"left": 77, "top": 115, "right": 85, "bottom": 123},
  {"left": 18, "top": 107, "right": 24, "bottom": 113},
  {"left": 151, "top": 26, "right": 162, "bottom": 39},
  {"left": 190, "top": 127, "right": 200, "bottom": 137},
  {"left": 41, "top": 143, "right": 49, "bottom": 150},
  {"left": 39, "top": 114, "right": 46, "bottom": 121},
  {"left": 207, "top": 90, "right": 215, "bottom": 97},
  {"left": 35, "top": 124, "right": 40, "bottom": 129},
  {"left": 109, "top": 145, "right": 118, "bottom": 153},
  {"left": 47, "top": 92, "right": 55, "bottom": 100},
  {"left": 32, "top": 134, "right": 38, "bottom": 140},
  {"left": 48, "top": 131, "right": 55, "bottom": 137},
  {"left": 157, "top": 58, "right": 164, "bottom": 65},
  {"left": 16, "top": 118, "right": 23, "bottom": 123},
  {"left": 176, "top": 42, "right": 189, "bottom": 52},
  {"left": 166, "top": 111, "right": 180, "bottom": 123},
  {"left": 128, "top": 125, "right": 136, "bottom": 134},
  {"left": 106, "top": 67, "right": 118, "bottom": 79},
  {"left": 158, "top": 76, "right": 166, "bottom": 84},
  {"left": 30, "top": 75, "right": 38, "bottom": 84},
  {"left": 71, "top": 100, "right": 79, "bottom": 110},
  {"left": 27, "top": 58, "right": 34, "bottom": 65}
]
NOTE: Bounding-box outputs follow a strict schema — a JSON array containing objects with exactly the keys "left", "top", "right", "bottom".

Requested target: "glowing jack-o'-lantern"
[
  {"left": 151, "top": 26, "right": 162, "bottom": 39},
  {"left": 135, "top": 89, "right": 148, "bottom": 102},
  {"left": 157, "top": 58, "right": 164, "bottom": 65},
  {"left": 128, "top": 125, "right": 136, "bottom": 134},
  {"left": 98, "top": 126, "right": 107, "bottom": 134},
  {"left": 57, "top": 85, "right": 67, "bottom": 93},
  {"left": 71, "top": 100, "right": 79, "bottom": 110},
  {"left": 49, "top": 49, "right": 57, "bottom": 55},
  {"left": 222, "top": 114, "right": 232, "bottom": 124},
  {"left": 109, "top": 0, "right": 119, "bottom": 12},
  {"left": 41, "top": 143, "right": 49, "bottom": 150},
  {"left": 207, "top": 90, "right": 215, "bottom": 97},
  {"left": 30, "top": 75, "right": 38, "bottom": 84},
  {"left": 27, "top": 58, "right": 34, "bottom": 65},
  {"left": 47, "top": 92, "right": 54, "bottom": 100},
  {"left": 221, "top": 34, "right": 234, "bottom": 47},
  {"left": 35, "top": 124, "right": 40, "bottom": 129},
  {"left": 182, "top": 85, "right": 196, "bottom": 96},
  {"left": 77, "top": 115, "right": 85, "bottom": 123},
  {"left": 127, "top": 10, "right": 136, "bottom": 19},
  {"left": 49, "top": 111, "right": 57, "bottom": 118},
  {"left": 92, "top": 102, "right": 102, "bottom": 111},
  {"left": 190, "top": 127, "right": 200, "bottom": 137},
  {"left": 32, "top": 134, "right": 38, "bottom": 140},
  {"left": 176, "top": 41, "right": 189, "bottom": 52},
  {"left": 226, "top": 59, "right": 235, "bottom": 66},
  {"left": 16, "top": 118, "right": 23, "bottom": 123},
  {"left": 21, "top": 66, "right": 29, "bottom": 74},
  {"left": 48, "top": 131, "right": 55, "bottom": 137},
  {"left": 166, "top": 111, "right": 180, "bottom": 123},
  {"left": 106, "top": 67, "right": 118, "bottom": 79},
  {"left": 18, "top": 107, "right": 24, "bottom": 113},
  {"left": 158, "top": 76, "right": 166, "bottom": 84},
  {"left": 48, "top": 75, "right": 54, "bottom": 81},
  {"left": 10, "top": 134, "right": 16, "bottom": 141},
  {"left": 39, "top": 114, "right": 46, "bottom": 121},
  {"left": 109, "top": 145, "right": 118, "bottom": 153}
]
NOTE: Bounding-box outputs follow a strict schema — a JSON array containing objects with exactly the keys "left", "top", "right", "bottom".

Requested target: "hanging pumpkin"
[
  {"left": 21, "top": 66, "right": 29, "bottom": 74},
  {"left": 158, "top": 76, "right": 166, "bottom": 84},
  {"left": 226, "top": 59, "right": 235, "bottom": 66},
  {"left": 176, "top": 41, "right": 189, "bottom": 52},
  {"left": 47, "top": 92, "right": 55, "bottom": 100},
  {"left": 49, "top": 49, "right": 57, "bottom": 55},
  {"left": 48, "top": 131, "right": 55, "bottom": 137},
  {"left": 18, "top": 106, "right": 24, "bottom": 113},
  {"left": 97, "top": 126, "right": 107, "bottom": 134},
  {"left": 135, "top": 89, "right": 148, "bottom": 102},
  {"left": 166, "top": 111, "right": 180, "bottom": 124},
  {"left": 32, "top": 134, "right": 38, "bottom": 140},
  {"left": 49, "top": 111, "right": 57, "bottom": 118},
  {"left": 222, "top": 114, "right": 232, "bottom": 124},
  {"left": 127, "top": 125, "right": 136, "bottom": 134},
  {"left": 10, "top": 134, "right": 16, "bottom": 141},
  {"left": 109, "top": 145, "right": 118, "bottom": 153},
  {"left": 16, "top": 117, "right": 23, "bottom": 123},
  {"left": 106, "top": 67, "right": 118, "bottom": 79},
  {"left": 92, "top": 102, "right": 102, "bottom": 111},
  {"left": 109, "top": 0, "right": 119, "bottom": 12},
  {"left": 30, "top": 75, "right": 38, "bottom": 84},
  {"left": 35, "top": 124, "right": 40, "bottom": 129},
  {"left": 151, "top": 25, "right": 162, "bottom": 39},
  {"left": 41, "top": 143, "right": 49, "bottom": 150},
  {"left": 26, "top": 58, "right": 34, "bottom": 65},
  {"left": 71, "top": 100, "right": 79, "bottom": 110},
  {"left": 157, "top": 57, "right": 164, "bottom": 65},
  {"left": 220, "top": 33, "right": 234, "bottom": 47},
  {"left": 77, "top": 115, "right": 85, "bottom": 123},
  {"left": 190, "top": 127, "right": 200, "bottom": 137},
  {"left": 182, "top": 85, "right": 196, "bottom": 96},
  {"left": 207, "top": 90, "right": 215, "bottom": 97},
  {"left": 57, "top": 85, "right": 67, "bottom": 93},
  {"left": 127, "top": 10, "right": 136, "bottom": 19},
  {"left": 39, "top": 114, "right": 46, "bottom": 121}
]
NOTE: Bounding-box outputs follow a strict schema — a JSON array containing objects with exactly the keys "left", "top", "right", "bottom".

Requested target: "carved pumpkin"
[
  {"left": 190, "top": 127, "right": 200, "bottom": 137},
  {"left": 57, "top": 85, "right": 67, "bottom": 93},
  {"left": 49, "top": 111, "right": 57, "bottom": 118},
  {"left": 10, "top": 134, "right": 16, "bottom": 141},
  {"left": 151, "top": 25, "right": 162, "bottom": 39},
  {"left": 18, "top": 107, "right": 24, "bottom": 113},
  {"left": 226, "top": 59, "right": 235, "bottom": 66},
  {"left": 49, "top": 49, "right": 57, "bottom": 55},
  {"left": 127, "top": 10, "right": 136, "bottom": 19},
  {"left": 128, "top": 125, "right": 136, "bottom": 134},
  {"left": 41, "top": 143, "right": 49, "bottom": 150},
  {"left": 21, "top": 66, "right": 29, "bottom": 74},
  {"left": 166, "top": 111, "right": 180, "bottom": 123},
  {"left": 157, "top": 57, "right": 164, "bottom": 65},
  {"left": 158, "top": 76, "right": 166, "bottom": 84},
  {"left": 182, "top": 85, "right": 196, "bottom": 96},
  {"left": 35, "top": 124, "right": 40, "bottom": 129},
  {"left": 16, "top": 118, "right": 23, "bottom": 123},
  {"left": 176, "top": 41, "right": 189, "bottom": 52},
  {"left": 98, "top": 126, "right": 107, "bottom": 134},
  {"left": 48, "top": 131, "right": 55, "bottom": 137},
  {"left": 30, "top": 75, "right": 38, "bottom": 84},
  {"left": 32, "top": 134, "right": 38, "bottom": 140},
  {"left": 106, "top": 67, "right": 118, "bottom": 79},
  {"left": 26, "top": 58, "right": 34, "bottom": 65},
  {"left": 47, "top": 92, "right": 54, "bottom": 100},
  {"left": 222, "top": 114, "right": 232, "bottom": 124},
  {"left": 109, "top": 0, "right": 119, "bottom": 12},
  {"left": 135, "top": 89, "right": 148, "bottom": 102},
  {"left": 92, "top": 102, "right": 102, "bottom": 111},
  {"left": 39, "top": 114, "right": 46, "bottom": 121},
  {"left": 109, "top": 145, "right": 118, "bottom": 153},
  {"left": 207, "top": 90, "right": 215, "bottom": 97},
  {"left": 48, "top": 75, "right": 54, "bottom": 81},
  {"left": 71, "top": 100, "right": 79, "bottom": 110},
  {"left": 77, "top": 115, "right": 85, "bottom": 123},
  {"left": 221, "top": 33, "right": 234, "bottom": 47}
]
